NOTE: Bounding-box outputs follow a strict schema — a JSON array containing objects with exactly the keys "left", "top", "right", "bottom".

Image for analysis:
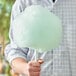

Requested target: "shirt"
[{"left": 5, "top": 0, "right": 76, "bottom": 76}]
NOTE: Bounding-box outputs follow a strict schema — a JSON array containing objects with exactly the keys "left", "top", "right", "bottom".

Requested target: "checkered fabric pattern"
[{"left": 5, "top": 0, "right": 76, "bottom": 76}]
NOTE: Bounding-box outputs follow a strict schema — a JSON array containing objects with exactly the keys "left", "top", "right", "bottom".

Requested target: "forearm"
[
  {"left": 11, "top": 58, "right": 28, "bottom": 75},
  {"left": 11, "top": 58, "right": 43, "bottom": 76},
  {"left": 4, "top": 43, "right": 29, "bottom": 75}
]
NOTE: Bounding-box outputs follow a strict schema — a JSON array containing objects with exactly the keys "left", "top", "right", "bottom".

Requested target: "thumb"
[{"left": 37, "top": 59, "right": 44, "bottom": 64}]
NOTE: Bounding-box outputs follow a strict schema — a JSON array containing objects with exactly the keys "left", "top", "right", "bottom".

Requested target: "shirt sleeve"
[{"left": 4, "top": 0, "right": 29, "bottom": 64}]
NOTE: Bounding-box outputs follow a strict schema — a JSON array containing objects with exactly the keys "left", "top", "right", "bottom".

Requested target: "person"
[{"left": 5, "top": 0, "right": 76, "bottom": 76}]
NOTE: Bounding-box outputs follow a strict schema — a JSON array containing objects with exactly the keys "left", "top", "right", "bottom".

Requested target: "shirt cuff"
[{"left": 7, "top": 53, "right": 27, "bottom": 64}]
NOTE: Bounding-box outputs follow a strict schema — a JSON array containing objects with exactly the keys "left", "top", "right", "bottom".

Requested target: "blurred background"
[
  {"left": 0, "top": 0, "right": 17, "bottom": 76},
  {"left": 0, "top": 0, "right": 76, "bottom": 76}
]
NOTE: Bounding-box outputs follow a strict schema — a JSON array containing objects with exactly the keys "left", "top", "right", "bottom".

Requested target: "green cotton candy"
[{"left": 13, "top": 5, "right": 62, "bottom": 52}]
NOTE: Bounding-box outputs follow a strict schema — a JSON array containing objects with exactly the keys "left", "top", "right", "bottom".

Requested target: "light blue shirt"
[{"left": 5, "top": 0, "right": 76, "bottom": 76}]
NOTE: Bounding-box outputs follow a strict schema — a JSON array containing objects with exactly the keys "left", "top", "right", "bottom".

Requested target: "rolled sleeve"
[
  {"left": 4, "top": 43, "right": 29, "bottom": 64},
  {"left": 4, "top": 0, "right": 28, "bottom": 64}
]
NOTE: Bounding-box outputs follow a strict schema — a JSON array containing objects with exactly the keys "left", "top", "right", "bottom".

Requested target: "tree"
[
  {"left": 0, "top": 0, "right": 15, "bottom": 75},
  {"left": 0, "top": 0, "right": 15, "bottom": 55}
]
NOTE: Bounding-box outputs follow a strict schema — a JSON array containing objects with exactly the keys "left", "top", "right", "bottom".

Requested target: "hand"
[{"left": 23, "top": 59, "right": 44, "bottom": 76}]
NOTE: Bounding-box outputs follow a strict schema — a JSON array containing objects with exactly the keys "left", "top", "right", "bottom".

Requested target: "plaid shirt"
[{"left": 5, "top": 0, "right": 76, "bottom": 76}]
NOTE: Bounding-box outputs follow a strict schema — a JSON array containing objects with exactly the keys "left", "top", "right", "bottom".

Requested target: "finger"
[
  {"left": 29, "top": 61, "right": 41, "bottom": 67},
  {"left": 30, "top": 72, "right": 40, "bottom": 76},
  {"left": 33, "top": 72, "right": 40, "bottom": 76},
  {"left": 28, "top": 63, "right": 41, "bottom": 72},
  {"left": 37, "top": 59, "right": 44, "bottom": 64},
  {"left": 31, "top": 66, "right": 41, "bottom": 72}
]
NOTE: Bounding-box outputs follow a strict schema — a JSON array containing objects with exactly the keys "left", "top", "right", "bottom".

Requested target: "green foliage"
[
  {"left": 0, "top": 0, "right": 15, "bottom": 43},
  {"left": 0, "top": 1, "right": 15, "bottom": 75}
]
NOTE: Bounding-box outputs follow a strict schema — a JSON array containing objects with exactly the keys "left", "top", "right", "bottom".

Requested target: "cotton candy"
[{"left": 13, "top": 5, "right": 62, "bottom": 52}]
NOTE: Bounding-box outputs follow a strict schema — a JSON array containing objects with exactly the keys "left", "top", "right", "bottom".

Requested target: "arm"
[
  {"left": 4, "top": 0, "right": 28, "bottom": 73},
  {"left": 11, "top": 58, "right": 43, "bottom": 75},
  {"left": 5, "top": 0, "right": 43, "bottom": 76}
]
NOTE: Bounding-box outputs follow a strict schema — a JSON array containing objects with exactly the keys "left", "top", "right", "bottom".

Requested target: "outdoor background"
[
  {"left": 0, "top": 0, "right": 16, "bottom": 76},
  {"left": 0, "top": 0, "right": 76, "bottom": 76}
]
